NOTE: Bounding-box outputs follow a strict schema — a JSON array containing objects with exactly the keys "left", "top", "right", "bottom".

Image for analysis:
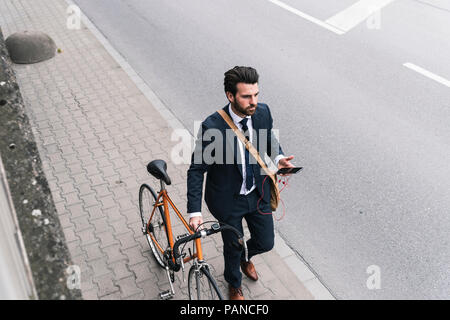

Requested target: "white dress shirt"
[
  {"left": 188, "top": 104, "right": 286, "bottom": 219},
  {"left": 229, "top": 104, "right": 257, "bottom": 196}
]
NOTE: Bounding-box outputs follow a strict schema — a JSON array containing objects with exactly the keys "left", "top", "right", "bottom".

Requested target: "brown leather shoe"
[
  {"left": 229, "top": 285, "right": 245, "bottom": 300},
  {"left": 240, "top": 260, "right": 258, "bottom": 281}
]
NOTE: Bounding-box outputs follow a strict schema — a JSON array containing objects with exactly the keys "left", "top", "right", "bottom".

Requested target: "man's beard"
[{"left": 233, "top": 100, "right": 257, "bottom": 116}]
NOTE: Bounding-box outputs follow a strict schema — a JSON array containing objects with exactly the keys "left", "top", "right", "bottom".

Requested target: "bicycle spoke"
[
  {"left": 188, "top": 264, "right": 222, "bottom": 300},
  {"left": 196, "top": 271, "right": 201, "bottom": 300}
]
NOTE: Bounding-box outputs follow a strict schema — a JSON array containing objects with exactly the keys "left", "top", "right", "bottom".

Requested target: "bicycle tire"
[
  {"left": 139, "top": 183, "right": 169, "bottom": 268},
  {"left": 188, "top": 264, "right": 223, "bottom": 300}
]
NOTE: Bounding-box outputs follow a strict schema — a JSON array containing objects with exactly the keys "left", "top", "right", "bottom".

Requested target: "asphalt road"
[{"left": 72, "top": 0, "right": 450, "bottom": 299}]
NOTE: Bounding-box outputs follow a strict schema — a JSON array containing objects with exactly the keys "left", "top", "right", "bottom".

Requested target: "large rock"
[{"left": 5, "top": 30, "right": 56, "bottom": 64}]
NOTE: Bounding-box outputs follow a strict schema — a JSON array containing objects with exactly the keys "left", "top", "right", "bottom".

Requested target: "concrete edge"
[
  {"left": 274, "top": 232, "right": 336, "bottom": 300},
  {"left": 0, "top": 152, "right": 38, "bottom": 299},
  {"left": 67, "top": 0, "right": 336, "bottom": 300},
  {"left": 0, "top": 28, "right": 82, "bottom": 300}
]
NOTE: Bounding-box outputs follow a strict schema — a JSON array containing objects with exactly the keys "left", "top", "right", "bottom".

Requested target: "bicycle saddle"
[{"left": 147, "top": 159, "right": 172, "bottom": 185}]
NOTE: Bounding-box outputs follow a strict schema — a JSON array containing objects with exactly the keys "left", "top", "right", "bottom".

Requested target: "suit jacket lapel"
[
  {"left": 250, "top": 107, "right": 262, "bottom": 174},
  {"left": 251, "top": 108, "right": 261, "bottom": 146}
]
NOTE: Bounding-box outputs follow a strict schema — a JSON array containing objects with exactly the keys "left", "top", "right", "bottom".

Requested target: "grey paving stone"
[
  {"left": 86, "top": 205, "right": 106, "bottom": 221},
  {"left": 77, "top": 183, "right": 95, "bottom": 197},
  {"left": 110, "top": 260, "right": 133, "bottom": 280},
  {"left": 116, "top": 276, "right": 143, "bottom": 299},
  {"left": 81, "top": 193, "right": 99, "bottom": 208},
  {"left": 58, "top": 213, "right": 74, "bottom": 229},
  {"left": 260, "top": 278, "right": 292, "bottom": 300},
  {"left": 96, "top": 231, "right": 119, "bottom": 249},
  {"left": 72, "top": 215, "right": 94, "bottom": 233},
  {"left": 105, "top": 206, "right": 125, "bottom": 222},
  {"left": 243, "top": 278, "right": 270, "bottom": 298},
  {"left": 92, "top": 184, "right": 111, "bottom": 198},
  {"left": 82, "top": 288, "right": 99, "bottom": 300},
  {"left": 83, "top": 243, "right": 105, "bottom": 262},
  {"left": 90, "top": 258, "right": 112, "bottom": 279},
  {"left": 102, "top": 243, "right": 127, "bottom": 264},
  {"left": 109, "top": 218, "right": 132, "bottom": 235},
  {"left": 90, "top": 216, "right": 111, "bottom": 234},
  {"left": 115, "top": 232, "right": 139, "bottom": 250},
  {"left": 66, "top": 240, "right": 84, "bottom": 259},
  {"left": 99, "top": 292, "right": 122, "bottom": 300},
  {"left": 122, "top": 245, "right": 148, "bottom": 266},
  {"left": 98, "top": 195, "right": 117, "bottom": 210},
  {"left": 129, "top": 262, "right": 156, "bottom": 284},
  {"left": 90, "top": 174, "right": 107, "bottom": 187},
  {"left": 137, "top": 278, "right": 161, "bottom": 300},
  {"left": 63, "top": 227, "right": 79, "bottom": 243},
  {"left": 93, "top": 273, "right": 119, "bottom": 298},
  {"left": 80, "top": 274, "right": 96, "bottom": 293},
  {"left": 78, "top": 228, "right": 99, "bottom": 247},
  {"left": 71, "top": 172, "right": 91, "bottom": 186},
  {"left": 64, "top": 192, "right": 83, "bottom": 207}
]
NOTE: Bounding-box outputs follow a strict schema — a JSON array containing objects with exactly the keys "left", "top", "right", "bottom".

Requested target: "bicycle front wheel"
[
  {"left": 139, "top": 183, "right": 169, "bottom": 268},
  {"left": 188, "top": 264, "right": 223, "bottom": 300}
]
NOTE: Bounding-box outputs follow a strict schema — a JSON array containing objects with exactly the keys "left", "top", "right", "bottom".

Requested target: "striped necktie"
[{"left": 239, "top": 118, "right": 253, "bottom": 191}]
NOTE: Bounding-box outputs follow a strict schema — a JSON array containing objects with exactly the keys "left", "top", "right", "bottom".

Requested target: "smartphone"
[{"left": 276, "top": 167, "right": 303, "bottom": 175}]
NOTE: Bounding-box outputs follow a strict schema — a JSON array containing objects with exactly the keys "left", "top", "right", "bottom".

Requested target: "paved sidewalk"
[{"left": 0, "top": 0, "right": 327, "bottom": 300}]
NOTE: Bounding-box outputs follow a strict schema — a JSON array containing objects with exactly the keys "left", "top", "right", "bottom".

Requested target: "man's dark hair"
[{"left": 224, "top": 66, "right": 259, "bottom": 96}]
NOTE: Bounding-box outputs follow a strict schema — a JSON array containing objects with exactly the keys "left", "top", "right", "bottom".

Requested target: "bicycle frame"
[{"left": 147, "top": 180, "right": 204, "bottom": 265}]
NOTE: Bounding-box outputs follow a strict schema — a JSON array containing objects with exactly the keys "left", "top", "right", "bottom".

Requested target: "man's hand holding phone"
[{"left": 277, "top": 155, "right": 295, "bottom": 176}]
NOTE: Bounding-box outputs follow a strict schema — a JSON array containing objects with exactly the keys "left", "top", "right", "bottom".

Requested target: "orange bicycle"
[{"left": 139, "top": 159, "right": 247, "bottom": 300}]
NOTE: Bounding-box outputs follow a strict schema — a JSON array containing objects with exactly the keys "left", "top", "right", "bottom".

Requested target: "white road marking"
[
  {"left": 403, "top": 63, "right": 450, "bottom": 88},
  {"left": 325, "top": 0, "right": 396, "bottom": 32},
  {"left": 266, "top": 0, "right": 345, "bottom": 35}
]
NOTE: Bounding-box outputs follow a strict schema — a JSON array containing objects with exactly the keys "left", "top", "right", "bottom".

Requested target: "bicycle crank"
[{"left": 159, "top": 265, "right": 175, "bottom": 300}]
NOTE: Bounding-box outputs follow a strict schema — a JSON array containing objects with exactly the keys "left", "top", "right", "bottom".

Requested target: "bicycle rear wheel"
[
  {"left": 139, "top": 183, "right": 169, "bottom": 268},
  {"left": 188, "top": 264, "right": 223, "bottom": 300}
]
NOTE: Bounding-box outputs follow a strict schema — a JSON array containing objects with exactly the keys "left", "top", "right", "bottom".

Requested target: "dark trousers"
[{"left": 214, "top": 189, "right": 274, "bottom": 289}]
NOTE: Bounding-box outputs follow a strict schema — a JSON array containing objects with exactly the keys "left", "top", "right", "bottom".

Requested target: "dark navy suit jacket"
[{"left": 187, "top": 103, "right": 284, "bottom": 219}]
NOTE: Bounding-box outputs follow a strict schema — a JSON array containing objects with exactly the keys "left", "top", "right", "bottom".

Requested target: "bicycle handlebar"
[{"left": 172, "top": 222, "right": 248, "bottom": 267}]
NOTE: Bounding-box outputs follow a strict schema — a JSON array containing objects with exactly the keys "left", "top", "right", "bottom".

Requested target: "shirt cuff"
[
  {"left": 188, "top": 212, "right": 202, "bottom": 219},
  {"left": 274, "top": 154, "right": 287, "bottom": 167}
]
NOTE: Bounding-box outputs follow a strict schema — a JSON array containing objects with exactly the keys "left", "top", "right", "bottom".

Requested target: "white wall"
[{"left": 0, "top": 155, "right": 36, "bottom": 299}]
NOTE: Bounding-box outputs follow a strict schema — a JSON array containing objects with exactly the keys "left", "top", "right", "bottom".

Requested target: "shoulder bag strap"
[{"left": 217, "top": 109, "right": 277, "bottom": 183}]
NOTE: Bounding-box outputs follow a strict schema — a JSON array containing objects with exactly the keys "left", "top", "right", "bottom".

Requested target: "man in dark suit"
[{"left": 187, "top": 66, "right": 294, "bottom": 300}]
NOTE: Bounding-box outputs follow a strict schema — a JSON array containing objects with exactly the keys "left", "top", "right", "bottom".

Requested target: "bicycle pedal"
[{"left": 159, "top": 290, "right": 173, "bottom": 300}]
